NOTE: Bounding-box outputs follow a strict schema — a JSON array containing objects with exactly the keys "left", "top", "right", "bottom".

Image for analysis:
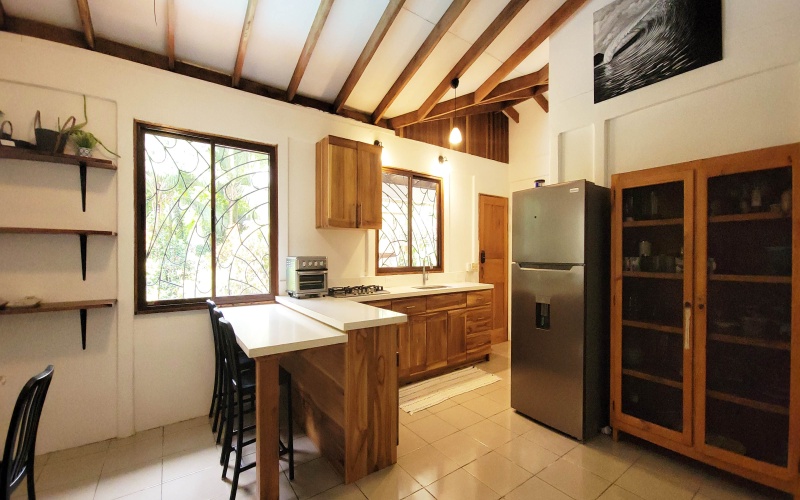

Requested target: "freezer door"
[
  {"left": 511, "top": 263, "right": 586, "bottom": 440},
  {"left": 512, "top": 180, "right": 586, "bottom": 264}
]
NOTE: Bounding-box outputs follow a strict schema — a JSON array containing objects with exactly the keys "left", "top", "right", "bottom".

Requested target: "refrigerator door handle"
[{"left": 513, "top": 263, "right": 580, "bottom": 272}]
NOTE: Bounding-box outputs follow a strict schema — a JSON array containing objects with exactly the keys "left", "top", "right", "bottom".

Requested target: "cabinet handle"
[
  {"left": 683, "top": 302, "right": 692, "bottom": 350},
  {"left": 406, "top": 305, "right": 416, "bottom": 309}
]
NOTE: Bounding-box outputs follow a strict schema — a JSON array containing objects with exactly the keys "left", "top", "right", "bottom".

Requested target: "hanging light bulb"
[{"left": 449, "top": 78, "right": 462, "bottom": 145}]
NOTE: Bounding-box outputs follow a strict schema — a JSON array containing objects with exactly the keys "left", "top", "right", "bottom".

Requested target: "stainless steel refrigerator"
[{"left": 511, "top": 180, "right": 610, "bottom": 441}]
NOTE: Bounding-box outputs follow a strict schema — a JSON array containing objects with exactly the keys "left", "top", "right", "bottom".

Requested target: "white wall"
[
  {"left": 508, "top": 99, "right": 550, "bottom": 192},
  {"left": 0, "top": 33, "right": 508, "bottom": 453},
  {"left": 548, "top": 0, "right": 800, "bottom": 186}
]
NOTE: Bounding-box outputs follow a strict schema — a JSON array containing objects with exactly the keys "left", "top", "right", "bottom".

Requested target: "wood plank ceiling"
[{"left": 0, "top": 0, "right": 586, "bottom": 131}]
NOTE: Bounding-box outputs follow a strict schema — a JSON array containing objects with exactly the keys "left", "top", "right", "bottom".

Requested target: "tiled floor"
[{"left": 20, "top": 342, "right": 790, "bottom": 499}]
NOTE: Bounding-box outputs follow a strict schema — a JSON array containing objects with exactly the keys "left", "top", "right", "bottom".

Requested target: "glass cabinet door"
[
  {"left": 698, "top": 161, "right": 794, "bottom": 470},
  {"left": 612, "top": 170, "right": 695, "bottom": 445}
]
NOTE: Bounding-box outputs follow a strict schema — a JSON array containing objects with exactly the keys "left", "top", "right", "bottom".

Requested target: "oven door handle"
[{"left": 296, "top": 270, "right": 328, "bottom": 275}]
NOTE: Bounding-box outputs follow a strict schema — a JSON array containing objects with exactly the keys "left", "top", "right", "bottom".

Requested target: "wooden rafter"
[
  {"left": 534, "top": 94, "right": 549, "bottom": 113},
  {"left": 232, "top": 0, "right": 259, "bottom": 88},
  {"left": 370, "top": 0, "right": 471, "bottom": 124},
  {"left": 75, "top": 0, "right": 95, "bottom": 49},
  {"left": 413, "top": 0, "right": 530, "bottom": 124},
  {"left": 1, "top": 14, "right": 385, "bottom": 128},
  {"left": 166, "top": 0, "right": 175, "bottom": 70},
  {"left": 474, "top": 0, "right": 587, "bottom": 102},
  {"left": 419, "top": 99, "right": 528, "bottom": 123},
  {"left": 482, "top": 83, "right": 547, "bottom": 104},
  {"left": 333, "top": 0, "right": 405, "bottom": 113},
  {"left": 0, "top": 1, "right": 6, "bottom": 29},
  {"left": 287, "top": 0, "right": 335, "bottom": 102},
  {"left": 502, "top": 106, "right": 520, "bottom": 123},
  {"left": 482, "top": 64, "right": 548, "bottom": 101},
  {"left": 389, "top": 68, "right": 545, "bottom": 128}
]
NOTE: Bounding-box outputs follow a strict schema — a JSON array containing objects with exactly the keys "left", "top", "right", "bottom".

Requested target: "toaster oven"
[{"left": 286, "top": 256, "right": 328, "bottom": 298}]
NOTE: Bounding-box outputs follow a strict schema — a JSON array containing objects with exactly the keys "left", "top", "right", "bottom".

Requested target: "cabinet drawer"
[
  {"left": 465, "top": 306, "right": 492, "bottom": 334},
  {"left": 392, "top": 297, "right": 427, "bottom": 315},
  {"left": 365, "top": 299, "right": 392, "bottom": 310},
  {"left": 466, "top": 331, "right": 491, "bottom": 354},
  {"left": 466, "top": 290, "right": 492, "bottom": 308},
  {"left": 426, "top": 292, "right": 466, "bottom": 312}
]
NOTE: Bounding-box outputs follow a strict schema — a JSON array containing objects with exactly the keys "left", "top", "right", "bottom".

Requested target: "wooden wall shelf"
[
  {"left": 0, "top": 299, "right": 116, "bottom": 349},
  {"left": 0, "top": 146, "right": 117, "bottom": 211},
  {"left": 0, "top": 227, "right": 116, "bottom": 280}
]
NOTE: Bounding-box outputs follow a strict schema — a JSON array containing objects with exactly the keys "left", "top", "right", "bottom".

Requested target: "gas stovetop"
[{"left": 327, "top": 285, "right": 389, "bottom": 298}]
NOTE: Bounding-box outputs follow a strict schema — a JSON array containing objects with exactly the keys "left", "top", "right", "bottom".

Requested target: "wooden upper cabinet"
[{"left": 316, "top": 136, "right": 382, "bottom": 229}]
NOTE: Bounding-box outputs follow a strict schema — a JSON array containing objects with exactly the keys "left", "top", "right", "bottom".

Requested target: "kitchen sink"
[{"left": 412, "top": 285, "right": 451, "bottom": 290}]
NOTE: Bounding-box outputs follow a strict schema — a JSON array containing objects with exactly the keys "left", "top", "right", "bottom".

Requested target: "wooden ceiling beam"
[
  {"left": 1, "top": 15, "right": 384, "bottom": 127},
  {"left": 502, "top": 106, "right": 520, "bottom": 123},
  {"left": 418, "top": 98, "right": 529, "bottom": 123},
  {"left": 534, "top": 94, "right": 549, "bottom": 113},
  {"left": 232, "top": 0, "right": 259, "bottom": 88},
  {"left": 482, "top": 64, "right": 548, "bottom": 102},
  {"left": 333, "top": 0, "right": 405, "bottom": 113},
  {"left": 482, "top": 83, "right": 547, "bottom": 104},
  {"left": 75, "top": 0, "right": 95, "bottom": 49},
  {"left": 287, "top": 0, "right": 335, "bottom": 102},
  {"left": 166, "top": 0, "right": 175, "bottom": 70},
  {"left": 474, "top": 0, "right": 587, "bottom": 102},
  {"left": 414, "top": 0, "right": 530, "bottom": 123},
  {"left": 0, "top": 1, "right": 6, "bottom": 29},
  {"left": 370, "top": 0, "right": 471, "bottom": 124}
]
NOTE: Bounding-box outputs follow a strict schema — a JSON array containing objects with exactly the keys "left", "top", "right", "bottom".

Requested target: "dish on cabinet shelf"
[{"left": 6, "top": 296, "right": 42, "bottom": 308}]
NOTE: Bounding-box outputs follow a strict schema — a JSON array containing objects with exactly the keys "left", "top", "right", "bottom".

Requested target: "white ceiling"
[{"left": 2, "top": 0, "right": 557, "bottom": 121}]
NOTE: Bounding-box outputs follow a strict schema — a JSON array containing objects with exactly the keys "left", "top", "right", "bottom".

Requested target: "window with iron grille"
[
  {"left": 135, "top": 122, "right": 277, "bottom": 313},
  {"left": 377, "top": 168, "right": 443, "bottom": 274}
]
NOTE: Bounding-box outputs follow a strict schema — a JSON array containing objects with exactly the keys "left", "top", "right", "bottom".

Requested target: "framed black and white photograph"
[{"left": 593, "top": 0, "right": 722, "bottom": 103}]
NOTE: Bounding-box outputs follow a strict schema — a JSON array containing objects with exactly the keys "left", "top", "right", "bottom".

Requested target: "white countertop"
[
  {"left": 222, "top": 303, "right": 348, "bottom": 358},
  {"left": 343, "top": 282, "right": 493, "bottom": 302},
  {"left": 276, "top": 296, "right": 407, "bottom": 331}
]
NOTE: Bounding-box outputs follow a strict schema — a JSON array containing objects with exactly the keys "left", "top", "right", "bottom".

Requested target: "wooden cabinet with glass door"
[
  {"left": 611, "top": 168, "right": 695, "bottom": 447},
  {"left": 610, "top": 143, "right": 800, "bottom": 498}
]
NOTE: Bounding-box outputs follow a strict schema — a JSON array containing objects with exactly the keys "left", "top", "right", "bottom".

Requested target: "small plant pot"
[
  {"left": 77, "top": 147, "right": 93, "bottom": 157},
  {"left": 34, "top": 111, "right": 74, "bottom": 154}
]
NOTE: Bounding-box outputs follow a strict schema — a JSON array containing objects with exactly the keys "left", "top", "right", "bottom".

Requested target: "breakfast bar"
[{"left": 223, "top": 299, "right": 406, "bottom": 499}]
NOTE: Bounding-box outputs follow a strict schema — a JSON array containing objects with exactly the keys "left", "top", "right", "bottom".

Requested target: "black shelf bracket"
[
  {"left": 79, "top": 233, "right": 87, "bottom": 280},
  {"left": 80, "top": 308, "right": 87, "bottom": 350},
  {"left": 79, "top": 162, "right": 87, "bottom": 212}
]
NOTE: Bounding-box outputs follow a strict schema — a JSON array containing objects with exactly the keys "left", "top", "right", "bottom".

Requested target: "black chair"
[
  {"left": 207, "top": 300, "right": 255, "bottom": 443},
  {"left": 216, "top": 316, "right": 293, "bottom": 500},
  {"left": 1, "top": 365, "right": 54, "bottom": 500}
]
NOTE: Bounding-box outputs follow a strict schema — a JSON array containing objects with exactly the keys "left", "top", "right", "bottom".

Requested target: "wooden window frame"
[
  {"left": 134, "top": 120, "right": 279, "bottom": 314},
  {"left": 376, "top": 167, "right": 444, "bottom": 275}
]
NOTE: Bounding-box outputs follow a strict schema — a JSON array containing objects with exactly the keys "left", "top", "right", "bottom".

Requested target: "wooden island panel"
[{"left": 281, "top": 324, "right": 398, "bottom": 484}]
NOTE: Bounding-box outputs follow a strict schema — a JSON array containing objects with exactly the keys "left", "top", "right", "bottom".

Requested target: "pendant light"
[{"left": 449, "top": 78, "right": 462, "bottom": 145}]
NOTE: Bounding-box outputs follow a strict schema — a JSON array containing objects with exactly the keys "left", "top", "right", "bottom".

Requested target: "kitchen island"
[{"left": 272, "top": 297, "right": 406, "bottom": 484}]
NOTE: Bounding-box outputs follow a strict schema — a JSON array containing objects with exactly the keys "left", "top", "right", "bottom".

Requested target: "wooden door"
[
  {"left": 317, "top": 136, "right": 358, "bottom": 228},
  {"left": 425, "top": 312, "right": 448, "bottom": 370},
  {"left": 408, "top": 315, "right": 427, "bottom": 375},
  {"left": 478, "top": 194, "right": 508, "bottom": 343},
  {"left": 357, "top": 142, "right": 383, "bottom": 229},
  {"left": 611, "top": 168, "right": 695, "bottom": 447},
  {"left": 693, "top": 144, "right": 800, "bottom": 480},
  {"left": 447, "top": 309, "right": 467, "bottom": 364}
]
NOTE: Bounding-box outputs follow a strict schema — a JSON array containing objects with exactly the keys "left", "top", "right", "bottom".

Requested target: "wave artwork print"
[{"left": 593, "top": 0, "right": 722, "bottom": 103}]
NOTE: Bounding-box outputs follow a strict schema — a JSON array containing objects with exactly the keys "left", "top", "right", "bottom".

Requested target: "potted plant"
[{"left": 71, "top": 130, "right": 98, "bottom": 157}]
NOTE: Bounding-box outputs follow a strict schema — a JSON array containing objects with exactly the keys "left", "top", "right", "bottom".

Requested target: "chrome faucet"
[{"left": 422, "top": 258, "right": 428, "bottom": 285}]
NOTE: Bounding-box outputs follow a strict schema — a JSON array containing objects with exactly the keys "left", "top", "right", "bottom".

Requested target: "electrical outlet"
[{"left": 470, "top": 262, "right": 479, "bottom": 271}]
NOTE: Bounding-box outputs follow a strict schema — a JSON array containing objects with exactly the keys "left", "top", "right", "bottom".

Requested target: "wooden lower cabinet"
[{"left": 370, "top": 290, "right": 493, "bottom": 383}]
